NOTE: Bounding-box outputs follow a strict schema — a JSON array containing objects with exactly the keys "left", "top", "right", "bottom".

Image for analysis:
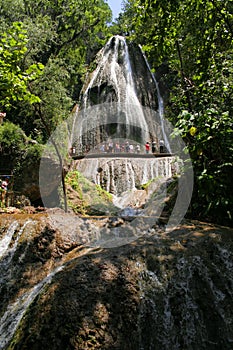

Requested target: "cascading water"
[
  {"left": 0, "top": 265, "right": 64, "bottom": 350},
  {"left": 0, "top": 221, "right": 19, "bottom": 258},
  {"left": 72, "top": 35, "right": 162, "bottom": 154},
  {"left": 39, "top": 34, "right": 193, "bottom": 235},
  {"left": 0, "top": 220, "right": 35, "bottom": 288}
]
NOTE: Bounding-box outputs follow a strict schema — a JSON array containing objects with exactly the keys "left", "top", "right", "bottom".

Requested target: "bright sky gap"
[{"left": 107, "top": 0, "right": 123, "bottom": 20}]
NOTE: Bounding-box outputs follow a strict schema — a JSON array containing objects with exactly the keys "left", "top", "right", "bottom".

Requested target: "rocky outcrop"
[
  {"left": 13, "top": 156, "right": 41, "bottom": 204},
  {"left": 14, "top": 155, "right": 63, "bottom": 206},
  {"left": 0, "top": 213, "right": 233, "bottom": 350}
]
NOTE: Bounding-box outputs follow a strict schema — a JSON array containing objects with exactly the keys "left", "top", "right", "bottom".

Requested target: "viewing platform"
[{"left": 72, "top": 152, "right": 173, "bottom": 160}]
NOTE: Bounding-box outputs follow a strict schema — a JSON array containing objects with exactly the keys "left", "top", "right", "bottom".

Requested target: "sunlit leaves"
[{"left": 0, "top": 22, "right": 44, "bottom": 109}]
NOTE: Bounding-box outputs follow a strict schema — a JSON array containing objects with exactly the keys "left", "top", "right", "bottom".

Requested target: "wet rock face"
[
  {"left": 82, "top": 37, "right": 158, "bottom": 111},
  {"left": 0, "top": 214, "right": 233, "bottom": 350},
  {"left": 127, "top": 41, "right": 158, "bottom": 111},
  {"left": 76, "top": 156, "right": 174, "bottom": 196},
  {"left": 14, "top": 156, "right": 62, "bottom": 205}
]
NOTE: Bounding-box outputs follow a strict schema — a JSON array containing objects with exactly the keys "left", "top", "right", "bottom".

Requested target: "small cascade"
[
  {"left": 0, "top": 220, "right": 33, "bottom": 267},
  {"left": 141, "top": 161, "right": 149, "bottom": 185},
  {"left": 0, "top": 265, "right": 64, "bottom": 350},
  {"left": 125, "top": 159, "right": 136, "bottom": 191},
  {"left": 75, "top": 156, "right": 176, "bottom": 197},
  {"left": 0, "top": 221, "right": 19, "bottom": 258},
  {"left": 0, "top": 220, "right": 36, "bottom": 292}
]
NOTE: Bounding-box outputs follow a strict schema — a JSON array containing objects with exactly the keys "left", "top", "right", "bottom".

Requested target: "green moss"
[
  {"left": 141, "top": 177, "right": 162, "bottom": 190},
  {"left": 65, "top": 170, "right": 118, "bottom": 216},
  {"left": 95, "top": 185, "right": 112, "bottom": 201}
]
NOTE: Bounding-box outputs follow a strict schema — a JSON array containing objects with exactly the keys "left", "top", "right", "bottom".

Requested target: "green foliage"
[
  {"left": 173, "top": 108, "right": 233, "bottom": 225},
  {"left": 21, "top": 142, "right": 44, "bottom": 167},
  {"left": 0, "top": 121, "right": 44, "bottom": 187},
  {"left": 0, "top": 22, "right": 44, "bottom": 109},
  {"left": 0, "top": 0, "right": 112, "bottom": 139},
  {"left": 0, "top": 121, "right": 27, "bottom": 155},
  {"left": 95, "top": 184, "right": 113, "bottom": 202},
  {"left": 67, "top": 170, "right": 83, "bottom": 195}
]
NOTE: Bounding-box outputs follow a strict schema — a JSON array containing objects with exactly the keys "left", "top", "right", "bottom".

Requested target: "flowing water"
[
  {"left": 77, "top": 35, "right": 150, "bottom": 148},
  {"left": 139, "top": 44, "right": 171, "bottom": 154},
  {"left": 69, "top": 35, "right": 174, "bottom": 158},
  {"left": 0, "top": 264, "right": 64, "bottom": 350},
  {"left": 0, "top": 221, "right": 19, "bottom": 258},
  {"left": 69, "top": 35, "right": 183, "bottom": 201}
]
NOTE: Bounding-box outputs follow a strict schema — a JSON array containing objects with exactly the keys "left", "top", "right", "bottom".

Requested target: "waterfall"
[
  {"left": 69, "top": 36, "right": 177, "bottom": 201},
  {"left": 0, "top": 220, "right": 33, "bottom": 267},
  {"left": 72, "top": 35, "right": 154, "bottom": 154},
  {"left": 75, "top": 156, "right": 175, "bottom": 197},
  {"left": 39, "top": 34, "right": 193, "bottom": 234}
]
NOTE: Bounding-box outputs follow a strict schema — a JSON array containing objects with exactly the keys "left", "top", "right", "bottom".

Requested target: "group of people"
[
  {"left": 99, "top": 141, "right": 141, "bottom": 154},
  {"left": 145, "top": 139, "right": 165, "bottom": 154},
  {"left": 70, "top": 139, "right": 166, "bottom": 157},
  {"left": 99, "top": 139, "right": 166, "bottom": 154}
]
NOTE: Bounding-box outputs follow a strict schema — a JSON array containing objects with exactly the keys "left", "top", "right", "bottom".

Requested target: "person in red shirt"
[{"left": 145, "top": 142, "right": 150, "bottom": 154}]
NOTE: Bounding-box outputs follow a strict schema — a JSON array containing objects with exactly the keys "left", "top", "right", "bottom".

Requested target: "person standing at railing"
[
  {"left": 145, "top": 142, "right": 150, "bottom": 154},
  {"left": 159, "top": 139, "right": 165, "bottom": 153},
  {"left": 114, "top": 143, "right": 120, "bottom": 153},
  {"left": 108, "top": 141, "right": 113, "bottom": 153},
  {"left": 125, "top": 141, "right": 130, "bottom": 153},
  {"left": 152, "top": 141, "right": 157, "bottom": 154},
  {"left": 129, "top": 144, "right": 134, "bottom": 153},
  {"left": 136, "top": 144, "right": 140, "bottom": 154}
]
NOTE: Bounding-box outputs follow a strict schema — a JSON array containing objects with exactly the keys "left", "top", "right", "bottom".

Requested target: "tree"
[
  {"left": 0, "top": 22, "right": 44, "bottom": 110},
  {"left": 0, "top": 0, "right": 112, "bottom": 139}
]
